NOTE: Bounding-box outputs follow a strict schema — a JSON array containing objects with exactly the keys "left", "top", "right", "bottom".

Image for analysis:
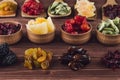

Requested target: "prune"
[
  {"left": 60, "top": 46, "right": 91, "bottom": 71},
  {"left": 1, "top": 50, "right": 17, "bottom": 66},
  {"left": 102, "top": 50, "right": 120, "bottom": 69},
  {"left": 68, "top": 61, "right": 79, "bottom": 71},
  {"left": 0, "top": 23, "right": 21, "bottom": 35}
]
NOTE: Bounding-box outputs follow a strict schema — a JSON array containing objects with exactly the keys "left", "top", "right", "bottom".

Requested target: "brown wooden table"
[{"left": 0, "top": 0, "right": 120, "bottom": 80}]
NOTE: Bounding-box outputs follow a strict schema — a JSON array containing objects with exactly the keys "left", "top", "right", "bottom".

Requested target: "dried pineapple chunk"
[{"left": 75, "top": 0, "right": 96, "bottom": 18}]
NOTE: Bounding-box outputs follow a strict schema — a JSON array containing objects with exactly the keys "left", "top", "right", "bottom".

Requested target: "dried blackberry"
[
  {"left": 0, "top": 43, "right": 9, "bottom": 57},
  {"left": 1, "top": 50, "right": 17, "bottom": 66}
]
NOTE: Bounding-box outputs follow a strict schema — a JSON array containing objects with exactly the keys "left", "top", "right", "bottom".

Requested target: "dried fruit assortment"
[
  {"left": 24, "top": 48, "right": 53, "bottom": 70},
  {"left": 98, "top": 17, "right": 120, "bottom": 35},
  {"left": 48, "top": 1, "right": 71, "bottom": 15},
  {"left": 62, "top": 15, "right": 90, "bottom": 34},
  {"left": 75, "top": 0, "right": 96, "bottom": 18},
  {"left": 102, "top": 50, "right": 120, "bottom": 69},
  {"left": 0, "top": 1, "right": 17, "bottom": 15},
  {"left": 26, "top": 17, "right": 55, "bottom": 34},
  {"left": 0, "top": 43, "right": 17, "bottom": 66},
  {"left": 60, "top": 46, "right": 91, "bottom": 71},
  {"left": 0, "top": 22, "right": 21, "bottom": 35},
  {"left": 22, "top": 0, "right": 44, "bottom": 15},
  {"left": 103, "top": 5, "right": 120, "bottom": 19}
]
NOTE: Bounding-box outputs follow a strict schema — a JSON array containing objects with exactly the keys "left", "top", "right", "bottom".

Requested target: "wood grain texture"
[{"left": 0, "top": 0, "right": 120, "bottom": 80}]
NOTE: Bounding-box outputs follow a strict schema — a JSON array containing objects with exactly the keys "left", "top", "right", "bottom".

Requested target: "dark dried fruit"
[
  {"left": 60, "top": 46, "right": 91, "bottom": 71},
  {"left": 102, "top": 50, "right": 120, "bottom": 69},
  {"left": 1, "top": 50, "right": 17, "bottom": 66},
  {"left": 0, "top": 23, "right": 21, "bottom": 35},
  {"left": 103, "top": 5, "right": 120, "bottom": 19},
  {"left": 0, "top": 43, "right": 9, "bottom": 57},
  {"left": 0, "top": 43, "right": 17, "bottom": 66}
]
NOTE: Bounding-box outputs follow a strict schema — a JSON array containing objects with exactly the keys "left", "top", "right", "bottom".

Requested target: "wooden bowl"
[
  {"left": 0, "top": 21, "right": 22, "bottom": 45},
  {"left": 60, "top": 24, "right": 92, "bottom": 45},
  {"left": 96, "top": 30, "right": 120, "bottom": 45},
  {"left": 26, "top": 28, "right": 55, "bottom": 44}
]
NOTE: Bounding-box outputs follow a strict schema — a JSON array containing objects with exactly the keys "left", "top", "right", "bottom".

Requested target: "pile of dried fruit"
[
  {"left": 0, "top": 22, "right": 21, "bottom": 35},
  {"left": 103, "top": 5, "right": 120, "bottom": 19},
  {"left": 22, "top": 0, "right": 44, "bottom": 15},
  {"left": 75, "top": 0, "right": 96, "bottom": 18},
  {"left": 0, "top": 43, "right": 17, "bottom": 66},
  {"left": 48, "top": 1, "right": 71, "bottom": 15},
  {"left": 26, "top": 17, "right": 55, "bottom": 34},
  {"left": 60, "top": 46, "right": 91, "bottom": 71},
  {"left": 98, "top": 17, "right": 120, "bottom": 35},
  {"left": 0, "top": 1, "right": 17, "bottom": 15},
  {"left": 102, "top": 50, "right": 120, "bottom": 69},
  {"left": 62, "top": 15, "right": 90, "bottom": 34},
  {"left": 24, "top": 48, "right": 53, "bottom": 70}
]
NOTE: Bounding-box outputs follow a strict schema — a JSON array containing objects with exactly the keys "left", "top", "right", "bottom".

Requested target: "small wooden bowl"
[
  {"left": 96, "top": 30, "right": 120, "bottom": 45},
  {"left": 0, "top": 21, "right": 22, "bottom": 45},
  {"left": 26, "top": 28, "right": 55, "bottom": 44},
  {"left": 60, "top": 24, "right": 92, "bottom": 45}
]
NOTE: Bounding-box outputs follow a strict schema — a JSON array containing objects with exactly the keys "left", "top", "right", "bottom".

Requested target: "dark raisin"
[
  {"left": 1, "top": 50, "right": 17, "bottom": 66},
  {"left": 0, "top": 43, "right": 9, "bottom": 57}
]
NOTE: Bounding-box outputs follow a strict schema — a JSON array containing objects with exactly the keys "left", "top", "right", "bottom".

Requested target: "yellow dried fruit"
[
  {"left": 47, "top": 51, "right": 53, "bottom": 62},
  {"left": 0, "top": 1, "right": 17, "bottom": 15},
  {"left": 33, "top": 60, "right": 41, "bottom": 68},
  {"left": 24, "top": 60, "right": 33, "bottom": 70},
  {"left": 41, "top": 60, "right": 49, "bottom": 70},
  {"left": 24, "top": 48, "right": 53, "bottom": 70},
  {"left": 32, "top": 48, "right": 38, "bottom": 60},
  {"left": 37, "top": 50, "right": 47, "bottom": 63}
]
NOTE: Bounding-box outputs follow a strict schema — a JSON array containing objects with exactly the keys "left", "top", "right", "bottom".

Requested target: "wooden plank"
[{"left": 0, "top": 0, "right": 120, "bottom": 79}]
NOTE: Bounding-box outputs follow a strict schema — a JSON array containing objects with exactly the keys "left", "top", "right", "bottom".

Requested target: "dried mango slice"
[{"left": 41, "top": 60, "right": 49, "bottom": 70}]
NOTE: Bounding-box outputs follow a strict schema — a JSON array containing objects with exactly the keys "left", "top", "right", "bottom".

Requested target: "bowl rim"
[
  {"left": 60, "top": 23, "right": 92, "bottom": 36},
  {"left": 96, "top": 28, "right": 120, "bottom": 37},
  {"left": 0, "top": 21, "right": 22, "bottom": 36}
]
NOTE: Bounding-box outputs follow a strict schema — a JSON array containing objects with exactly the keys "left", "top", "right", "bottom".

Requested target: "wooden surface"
[{"left": 0, "top": 0, "right": 120, "bottom": 80}]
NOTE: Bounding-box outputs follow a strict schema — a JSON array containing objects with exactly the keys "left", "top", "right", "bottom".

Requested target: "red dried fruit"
[
  {"left": 64, "top": 24, "right": 74, "bottom": 33},
  {"left": 63, "top": 15, "right": 90, "bottom": 34},
  {"left": 81, "top": 19, "right": 90, "bottom": 32},
  {"left": 74, "top": 15, "right": 85, "bottom": 25},
  {"left": 22, "top": 0, "right": 44, "bottom": 15}
]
